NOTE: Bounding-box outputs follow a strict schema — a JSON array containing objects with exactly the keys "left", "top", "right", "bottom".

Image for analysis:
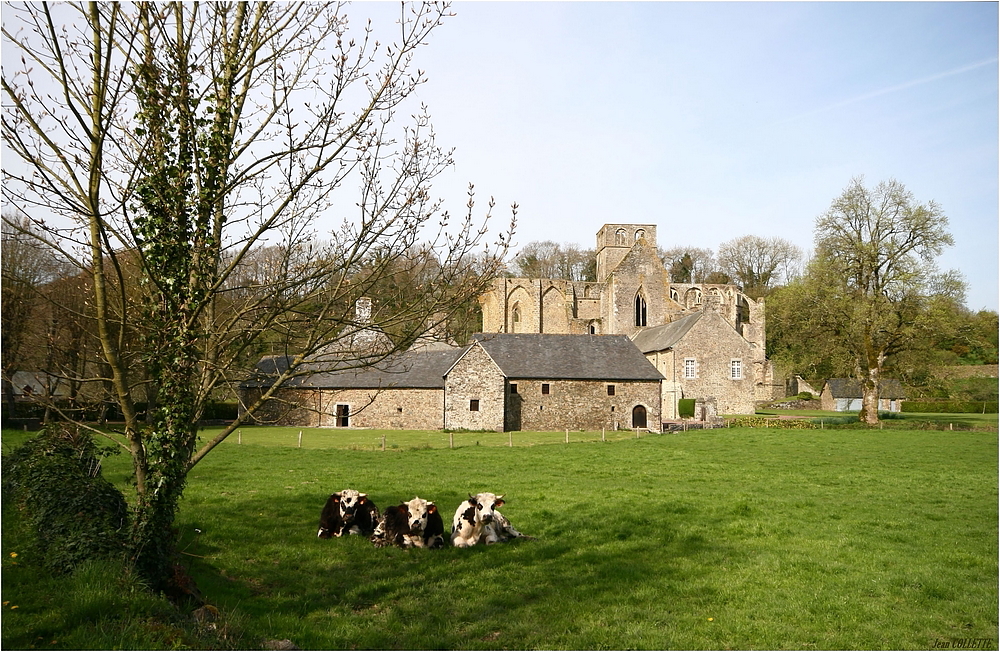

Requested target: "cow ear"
[
  {"left": 468, "top": 494, "right": 477, "bottom": 505},
  {"left": 495, "top": 499, "right": 505, "bottom": 507},
  {"left": 428, "top": 504, "right": 437, "bottom": 513},
  {"left": 359, "top": 494, "right": 367, "bottom": 503}
]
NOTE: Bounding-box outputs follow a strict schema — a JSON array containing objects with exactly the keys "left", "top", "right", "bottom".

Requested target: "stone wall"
[
  {"left": 444, "top": 344, "right": 506, "bottom": 431},
  {"left": 317, "top": 388, "right": 444, "bottom": 430},
  {"left": 509, "top": 378, "right": 661, "bottom": 432},
  {"left": 240, "top": 386, "right": 445, "bottom": 429}
]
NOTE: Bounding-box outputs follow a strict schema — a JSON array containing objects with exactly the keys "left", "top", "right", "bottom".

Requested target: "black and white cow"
[
  {"left": 370, "top": 496, "right": 446, "bottom": 549},
  {"left": 317, "top": 489, "right": 380, "bottom": 538},
  {"left": 451, "top": 492, "right": 530, "bottom": 547}
]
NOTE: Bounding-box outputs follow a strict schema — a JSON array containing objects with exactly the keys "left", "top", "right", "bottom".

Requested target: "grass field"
[{"left": 3, "top": 424, "right": 998, "bottom": 650}]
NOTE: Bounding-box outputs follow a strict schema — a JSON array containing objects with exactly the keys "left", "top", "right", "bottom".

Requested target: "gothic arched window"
[{"left": 634, "top": 293, "right": 647, "bottom": 327}]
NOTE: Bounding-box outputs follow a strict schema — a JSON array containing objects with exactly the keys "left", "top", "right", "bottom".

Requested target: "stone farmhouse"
[{"left": 242, "top": 223, "right": 776, "bottom": 430}]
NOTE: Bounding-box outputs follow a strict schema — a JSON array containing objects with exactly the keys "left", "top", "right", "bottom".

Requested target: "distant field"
[{"left": 3, "top": 426, "right": 997, "bottom": 650}]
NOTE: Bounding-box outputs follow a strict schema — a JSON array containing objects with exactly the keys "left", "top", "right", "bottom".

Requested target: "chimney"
[{"left": 355, "top": 297, "right": 372, "bottom": 324}]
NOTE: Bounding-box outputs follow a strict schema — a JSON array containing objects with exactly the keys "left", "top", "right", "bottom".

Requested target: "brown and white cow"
[
  {"left": 451, "top": 492, "right": 529, "bottom": 547},
  {"left": 317, "top": 489, "right": 380, "bottom": 538},
  {"left": 370, "top": 496, "right": 446, "bottom": 549}
]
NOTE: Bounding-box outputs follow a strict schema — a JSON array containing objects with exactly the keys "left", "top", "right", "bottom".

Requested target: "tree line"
[{"left": 512, "top": 234, "right": 804, "bottom": 299}]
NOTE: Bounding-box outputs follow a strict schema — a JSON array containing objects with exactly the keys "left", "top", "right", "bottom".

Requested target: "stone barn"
[
  {"left": 240, "top": 343, "right": 464, "bottom": 429},
  {"left": 443, "top": 333, "right": 664, "bottom": 433},
  {"left": 820, "top": 378, "right": 907, "bottom": 413}
]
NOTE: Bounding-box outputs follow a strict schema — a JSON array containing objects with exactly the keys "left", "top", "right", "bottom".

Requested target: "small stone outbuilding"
[
  {"left": 819, "top": 378, "right": 907, "bottom": 412},
  {"left": 444, "top": 333, "right": 664, "bottom": 433}
]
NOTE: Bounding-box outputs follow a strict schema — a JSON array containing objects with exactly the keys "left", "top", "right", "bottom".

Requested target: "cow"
[
  {"left": 370, "top": 496, "right": 446, "bottom": 549},
  {"left": 451, "top": 492, "right": 531, "bottom": 547},
  {"left": 317, "top": 489, "right": 380, "bottom": 539}
]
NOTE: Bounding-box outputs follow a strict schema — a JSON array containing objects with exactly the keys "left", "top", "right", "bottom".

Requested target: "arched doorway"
[{"left": 632, "top": 405, "right": 647, "bottom": 429}]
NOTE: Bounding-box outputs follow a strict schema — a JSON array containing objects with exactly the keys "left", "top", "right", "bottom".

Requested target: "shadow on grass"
[{"left": 180, "top": 492, "right": 738, "bottom": 649}]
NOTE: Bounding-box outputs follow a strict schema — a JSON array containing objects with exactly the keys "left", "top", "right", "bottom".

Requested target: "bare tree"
[
  {"left": 659, "top": 246, "right": 716, "bottom": 284},
  {"left": 3, "top": 1, "right": 514, "bottom": 589},
  {"left": 716, "top": 235, "right": 802, "bottom": 297}
]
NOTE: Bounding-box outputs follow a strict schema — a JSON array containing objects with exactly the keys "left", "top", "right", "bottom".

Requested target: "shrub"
[
  {"left": 2, "top": 425, "right": 129, "bottom": 574},
  {"left": 796, "top": 391, "right": 815, "bottom": 400},
  {"left": 901, "top": 400, "right": 999, "bottom": 414},
  {"left": 677, "top": 399, "right": 696, "bottom": 418}
]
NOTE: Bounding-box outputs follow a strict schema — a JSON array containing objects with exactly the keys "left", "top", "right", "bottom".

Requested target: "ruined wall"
[
  {"left": 443, "top": 344, "right": 506, "bottom": 431},
  {"left": 508, "top": 378, "right": 661, "bottom": 432}
]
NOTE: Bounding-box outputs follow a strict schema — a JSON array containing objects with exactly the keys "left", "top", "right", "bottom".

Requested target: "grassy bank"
[{"left": 3, "top": 426, "right": 997, "bottom": 649}]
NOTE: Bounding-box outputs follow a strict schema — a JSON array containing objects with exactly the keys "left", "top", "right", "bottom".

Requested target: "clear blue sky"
[{"left": 352, "top": 1, "right": 998, "bottom": 311}]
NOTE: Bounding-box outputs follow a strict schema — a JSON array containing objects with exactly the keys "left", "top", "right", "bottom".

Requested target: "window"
[
  {"left": 541, "top": 383, "right": 550, "bottom": 395},
  {"left": 635, "top": 294, "right": 647, "bottom": 327},
  {"left": 634, "top": 229, "right": 645, "bottom": 242},
  {"left": 607, "top": 384, "right": 616, "bottom": 396},
  {"left": 470, "top": 399, "right": 480, "bottom": 411},
  {"left": 730, "top": 359, "right": 743, "bottom": 380},
  {"left": 684, "top": 358, "right": 697, "bottom": 379},
  {"left": 615, "top": 228, "right": 627, "bottom": 245},
  {"left": 510, "top": 383, "right": 518, "bottom": 394}
]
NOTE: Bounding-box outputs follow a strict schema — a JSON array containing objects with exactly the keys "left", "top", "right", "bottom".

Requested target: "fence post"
[
  {"left": 565, "top": 428, "right": 569, "bottom": 444},
  {"left": 602, "top": 427, "right": 605, "bottom": 442},
  {"left": 382, "top": 434, "right": 386, "bottom": 451},
  {"left": 509, "top": 431, "right": 513, "bottom": 447},
  {"left": 238, "top": 429, "right": 242, "bottom": 445},
  {"left": 450, "top": 432, "right": 454, "bottom": 449},
  {"left": 298, "top": 430, "right": 302, "bottom": 448}
]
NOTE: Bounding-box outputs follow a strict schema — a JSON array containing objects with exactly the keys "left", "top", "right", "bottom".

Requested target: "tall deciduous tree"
[
  {"left": 3, "top": 1, "right": 514, "bottom": 589},
  {"left": 812, "top": 177, "right": 956, "bottom": 424},
  {"left": 659, "top": 246, "right": 716, "bottom": 284},
  {"left": 716, "top": 235, "right": 802, "bottom": 297}
]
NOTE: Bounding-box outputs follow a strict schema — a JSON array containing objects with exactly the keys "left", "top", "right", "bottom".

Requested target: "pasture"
[{"left": 3, "top": 425, "right": 997, "bottom": 650}]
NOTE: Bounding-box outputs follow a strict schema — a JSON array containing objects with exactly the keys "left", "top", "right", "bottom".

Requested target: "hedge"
[
  {"left": 678, "top": 399, "right": 695, "bottom": 419},
  {"left": 901, "top": 400, "right": 998, "bottom": 414}
]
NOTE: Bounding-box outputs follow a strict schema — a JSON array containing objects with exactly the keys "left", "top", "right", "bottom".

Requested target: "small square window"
[
  {"left": 470, "top": 399, "right": 480, "bottom": 411},
  {"left": 510, "top": 383, "right": 518, "bottom": 394},
  {"left": 607, "top": 385, "right": 616, "bottom": 396},
  {"left": 730, "top": 359, "right": 743, "bottom": 380},
  {"left": 541, "top": 383, "right": 550, "bottom": 395}
]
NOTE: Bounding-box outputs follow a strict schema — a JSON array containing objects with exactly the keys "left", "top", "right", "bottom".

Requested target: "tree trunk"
[{"left": 858, "top": 365, "right": 881, "bottom": 425}]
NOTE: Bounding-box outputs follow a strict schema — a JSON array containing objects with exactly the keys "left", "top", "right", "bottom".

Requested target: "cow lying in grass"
[
  {"left": 451, "top": 492, "right": 531, "bottom": 547},
  {"left": 317, "top": 489, "right": 380, "bottom": 538},
  {"left": 370, "top": 496, "right": 446, "bottom": 549}
]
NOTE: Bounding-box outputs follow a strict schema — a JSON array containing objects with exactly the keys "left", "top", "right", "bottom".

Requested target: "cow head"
[
  {"left": 338, "top": 489, "right": 369, "bottom": 521},
  {"left": 403, "top": 496, "right": 437, "bottom": 535},
  {"left": 467, "top": 492, "right": 505, "bottom": 524}
]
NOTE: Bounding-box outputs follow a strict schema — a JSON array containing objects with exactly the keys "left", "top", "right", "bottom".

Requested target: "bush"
[
  {"left": 2, "top": 425, "right": 129, "bottom": 574},
  {"left": 678, "top": 399, "right": 696, "bottom": 419},
  {"left": 796, "top": 391, "right": 815, "bottom": 401},
  {"left": 901, "top": 400, "right": 999, "bottom": 414}
]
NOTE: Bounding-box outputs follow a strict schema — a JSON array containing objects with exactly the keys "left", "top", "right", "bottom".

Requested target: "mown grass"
[{"left": 3, "top": 426, "right": 997, "bottom": 650}]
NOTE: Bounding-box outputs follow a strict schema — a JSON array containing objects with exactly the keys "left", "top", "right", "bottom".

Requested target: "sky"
[{"left": 349, "top": 1, "right": 998, "bottom": 311}]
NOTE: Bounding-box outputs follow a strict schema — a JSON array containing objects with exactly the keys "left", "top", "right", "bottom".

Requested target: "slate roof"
[
  {"left": 242, "top": 347, "right": 464, "bottom": 390},
  {"left": 823, "top": 378, "right": 907, "bottom": 399},
  {"left": 469, "top": 333, "right": 663, "bottom": 381},
  {"left": 629, "top": 312, "right": 703, "bottom": 354}
]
